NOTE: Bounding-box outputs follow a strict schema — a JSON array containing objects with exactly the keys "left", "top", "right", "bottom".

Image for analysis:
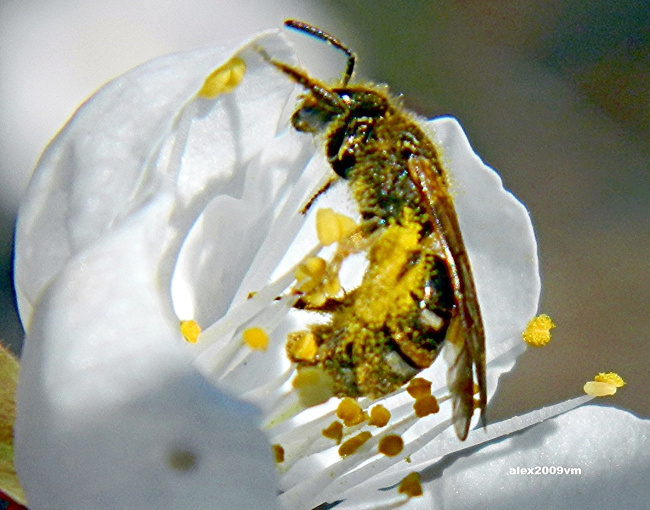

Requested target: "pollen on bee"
[
  {"left": 242, "top": 326, "right": 269, "bottom": 351},
  {"left": 522, "top": 314, "right": 555, "bottom": 347},
  {"left": 272, "top": 444, "right": 285, "bottom": 463},
  {"left": 378, "top": 434, "right": 404, "bottom": 457},
  {"left": 322, "top": 420, "right": 344, "bottom": 444},
  {"left": 406, "top": 377, "right": 432, "bottom": 399},
  {"left": 179, "top": 320, "right": 201, "bottom": 344},
  {"left": 197, "top": 56, "right": 247, "bottom": 98},
  {"left": 338, "top": 431, "right": 372, "bottom": 458},
  {"left": 286, "top": 331, "right": 318, "bottom": 362},
  {"left": 584, "top": 372, "right": 626, "bottom": 397},
  {"left": 336, "top": 397, "right": 367, "bottom": 427},
  {"left": 413, "top": 395, "right": 439, "bottom": 418},
  {"left": 316, "top": 208, "right": 357, "bottom": 246},
  {"left": 292, "top": 366, "right": 334, "bottom": 407},
  {"left": 368, "top": 405, "right": 391, "bottom": 427},
  {"left": 398, "top": 472, "right": 423, "bottom": 498}
]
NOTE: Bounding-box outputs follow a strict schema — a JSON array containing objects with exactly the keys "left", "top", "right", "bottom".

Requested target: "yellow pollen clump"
[
  {"left": 336, "top": 398, "right": 367, "bottom": 427},
  {"left": 522, "top": 314, "right": 555, "bottom": 347},
  {"left": 294, "top": 256, "right": 340, "bottom": 306},
  {"left": 180, "top": 320, "right": 201, "bottom": 344},
  {"left": 242, "top": 326, "right": 269, "bottom": 351},
  {"left": 584, "top": 372, "right": 626, "bottom": 397},
  {"left": 338, "top": 431, "right": 372, "bottom": 458},
  {"left": 354, "top": 221, "right": 425, "bottom": 326},
  {"left": 197, "top": 57, "right": 247, "bottom": 98},
  {"left": 378, "top": 434, "right": 404, "bottom": 457},
  {"left": 292, "top": 367, "right": 334, "bottom": 407},
  {"left": 286, "top": 331, "right": 318, "bottom": 362},
  {"left": 406, "top": 377, "right": 432, "bottom": 399},
  {"left": 368, "top": 405, "right": 391, "bottom": 427},
  {"left": 594, "top": 372, "right": 626, "bottom": 387},
  {"left": 322, "top": 421, "right": 344, "bottom": 444},
  {"left": 295, "top": 256, "right": 327, "bottom": 286},
  {"left": 398, "top": 472, "right": 423, "bottom": 498},
  {"left": 413, "top": 395, "right": 439, "bottom": 418},
  {"left": 272, "top": 444, "right": 285, "bottom": 463},
  {"left": 316, "top": 208, "right": 357, "bottom": 245}
]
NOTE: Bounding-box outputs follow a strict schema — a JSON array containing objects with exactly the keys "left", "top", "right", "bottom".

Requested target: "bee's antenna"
[
  {"left": 284, "top": 19, "right": 356, "bottom": 86},
  {"left": 255, "top": 45, "right": 346, "bottom": 112}
]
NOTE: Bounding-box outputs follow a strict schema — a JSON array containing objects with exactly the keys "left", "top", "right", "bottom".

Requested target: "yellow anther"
[
  {"left": 272, "top": 444, "right": 285, "bottom": 463},
  {"left": 594, "top": 372, "right": 626, "bottom": 387},
  {"left": 180, "top": 320, "right": 201, "bottom": 344},
  {"left": 406, "top": 377, "right": 432, "bottom": 399},
  {"left": 378, "top": 434, "right": 404, "bottom": 457},
  {"left": 398, "top": 472, "right": 423, "bottom": 498},
  {"left": 286, "top": 331, "right": 318, "bottom": 362},
  {"left": 368, "top": 405, "right": 391, "bottom": 427},
  {"left": 338, "top": 431, "right": 372, "bottom": 457},
  {"left": 336, "top": 398, "right": 367, "bottom": 427},
  {"left": 413, "top": 395, "right": 439, "bottom": 418},
  {"left": 242, "top": 326, "right": 269, "bottom": 351},
  {"left": 584, "top": 372, "right": 626, "bottom": 397},
  {"left": 522, "top": 314, "right": 555, "bottom": 347},
  {"left": 316, "top": 208, "right": 357, "bottom": 245},
  {"left": 198, "top": 57, "right": 246, "bottom": 98},
  {"left": 322, "top": 420, "right": 344, "bottom": 444}
]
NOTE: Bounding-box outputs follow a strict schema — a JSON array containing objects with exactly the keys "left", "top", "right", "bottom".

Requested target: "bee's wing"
[{"left": 407, "top": 155, "right": 487, "bottom": 441}]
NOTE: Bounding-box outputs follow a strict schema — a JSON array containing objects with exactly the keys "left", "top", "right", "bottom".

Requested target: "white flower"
[{"left": 13, "top": 27, "right": 650, "bottom": 510}]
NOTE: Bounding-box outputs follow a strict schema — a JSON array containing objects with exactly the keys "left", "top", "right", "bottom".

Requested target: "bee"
[{"left": 261, "top": 20, "right": 486, "bottom": 440}]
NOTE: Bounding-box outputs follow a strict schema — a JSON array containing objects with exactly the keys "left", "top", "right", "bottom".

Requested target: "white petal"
[
  {"left": 14, "top": 30, "right": 298, "bottom": 331},
  {"left": 335, "top": 405, "right": 650, "bottom": 510},
  {"left": 15, "top": 196, "right": 278, "bottom": 509},
  {"left": 429, "top": 405, "right": 650, "bottom": 510},
  {"left": 14, "top": 32, "right": 301, "bottom": 509}
]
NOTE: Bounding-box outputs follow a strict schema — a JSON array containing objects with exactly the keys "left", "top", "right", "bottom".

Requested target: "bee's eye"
[{"left": 291, "top": 106, "right": 337, "bottom": 133}]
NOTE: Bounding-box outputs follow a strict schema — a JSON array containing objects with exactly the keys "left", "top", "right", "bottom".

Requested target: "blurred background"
[{"left": 1, "top": 0, "right": 647, "bottom": 423}]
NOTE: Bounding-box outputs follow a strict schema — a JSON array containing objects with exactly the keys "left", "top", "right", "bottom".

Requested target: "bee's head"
[{"left": 291, "top": 93, "right": 343, "bottom": 133}]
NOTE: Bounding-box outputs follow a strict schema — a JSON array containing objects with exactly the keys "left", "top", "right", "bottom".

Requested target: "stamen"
[
  {"left": 286, "top": 331, "right": 318, "bottom": 362},
  {"left": 413, "top": 395, "right": 439, "bottom": 418},
  {"left": 339, "top": 431, "right": 372, "bottom": 457},
  {"left": 322, "top": 421, "right": 344, "bottom": 444},
  {"left": 336, "top": 398, "right": 367, "bottom": 427},
  {"left": 378, "top": 434, "right": 404, "bottom": 457},
  {"left": 406, "top": 377, "right": 432, "bottom": 399},
  {"left": 368, "top": 405, "right": 391, "bottom": 427},
  {"left": 316, "top": 208, "right": 357, "bottom": 245},
  {"left": 584, "top": 372, "right": 625, "bottom": 396},
  {"left": 242, "top": 327, "right": 269, "bottom": 351},
  {"left": 272, "top": 444, "right": 285, "bottom": 463},
  {"left": 197, "top": 57, "right": 246, "bottom": 98},
  {"left": 522, "top": 314, "right": 555, "bottom": 347},
  {"left": 179, "top": 319, "right": 201, "bottom": 344},
  {"left": 594, "top": 372, "right": 626, "bottom": 387},
  {"left": 398, "top": 472, "right": 423, "bottom": 498}
]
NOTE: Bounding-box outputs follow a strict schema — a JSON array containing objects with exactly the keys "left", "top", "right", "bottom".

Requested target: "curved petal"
[
  {"left": 334, "top": 405, "right": 650, "bottom": 509},
  {"left": 429, "top": 405, "right": 650, "bottom": 509},
  {"left": 14, "top": 32, "right": 303, "bottom": 510},
  {"left": 15, "top": 196, "right": 278, "bottom": 509},
  {"left": 14, "top": 30, "right": 298, "bottom": 331}
]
